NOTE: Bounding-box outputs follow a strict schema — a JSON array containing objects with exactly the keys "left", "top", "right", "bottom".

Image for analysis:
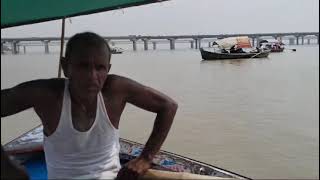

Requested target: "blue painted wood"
[{"left": 23, "top": 154, "right": 47, "bottom": 180}]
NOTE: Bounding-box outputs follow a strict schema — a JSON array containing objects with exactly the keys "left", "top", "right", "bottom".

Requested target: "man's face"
[{"left": 67, "top": 44, "right": 111, "bottom": 98}]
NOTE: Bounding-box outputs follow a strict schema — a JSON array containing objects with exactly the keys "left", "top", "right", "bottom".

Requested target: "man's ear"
[{"left": 61, "top": 57, "right": 69, "bottom": 78}]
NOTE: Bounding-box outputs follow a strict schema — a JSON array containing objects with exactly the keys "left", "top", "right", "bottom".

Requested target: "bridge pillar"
[
  {"left": 44, "top": 40, "right": 50, "bottom": 54},
  {"left": 12, "top": 41, "right": 19, "bottom": 54},
  {"left": 143, "top": 39, "right": 148, "bottom": 50},
  {"left": 131, "top": 39, "right": 137, "bottom": 51},
  {"left": 152, "top": 42, "right": 157, "bottom": 50},
  {"left": 301, "top": 36, "right": 304, "bottom": 45},
  {"left": 23, "top": 46, "right": 26, "bottom": 54},
  {"left": 307, "top": 39, "right": 311, "bottom": 45},
  {"left": 169, "top": 39, "right": 175, "bottom": 50},
  {"left": 194, "top": 39, "right": 198, "bottom": 49},
  {"left": 296, "top": 36, "right": 299, "bottom": 45},
  {"left": 194, "top": 38, "right": 202, "bottom": 49},
  {"left": 256, "top": 37, "right": 261, "bottom": 46},
  {"left": 190, "top": 41, "right": 194, "bottom": 49},
  {"left": 289, "top": 38, "right": 295, "bottom": 45},
  {"left": 110, "top": 41, "right": 115, "bottom": 46},
  {"left": 317, "top": 36, "right": 319, "bottom": 45},
  {"left": 251, "top": 37, "right": 255, "bottom": 47},
  {"left": 17, "top": 44, "right": 21, "bottom": 53}
]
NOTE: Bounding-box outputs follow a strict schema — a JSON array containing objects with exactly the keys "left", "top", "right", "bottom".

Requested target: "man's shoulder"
[
  {"left": 21, "top": 78, "right": 65, "bottom": 89},
  {"left": 108, "top": 74, "right": 132, "bottom": 81},
  {"left": 105, "top": 74, "right": 132, "bottom": 87},
  {"left": 12, "top": 78, "right": 65, "bottom": 96},
  {"left": 103, "top": 74, "right": 138, "bottom": 94}
]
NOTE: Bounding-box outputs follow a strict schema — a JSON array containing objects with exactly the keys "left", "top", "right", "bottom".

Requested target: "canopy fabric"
[
  {"left": 1, "top": 0, "right": 167, "bottom": 28},
  {"left": 215, "top": 36, "right": 252, "bottom": 49}
]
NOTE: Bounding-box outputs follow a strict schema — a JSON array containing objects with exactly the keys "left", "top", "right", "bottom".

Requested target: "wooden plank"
[{"left": 141, "top": 169, "right": 234, "bottom": 179}]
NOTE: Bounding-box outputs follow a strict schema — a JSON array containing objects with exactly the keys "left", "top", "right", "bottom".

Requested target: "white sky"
[{"left": 1, "top": 0, "right": 319, "bottom": 38}]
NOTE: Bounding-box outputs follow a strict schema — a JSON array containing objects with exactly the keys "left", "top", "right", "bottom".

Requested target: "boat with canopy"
[
  {"left": 200, "top": 36, "right": 270, "bottom": 60},
  {"left": 2, "top": 1, "right": 250, "bottom": 179},
  {"left": 259, "top": 39, "right": 285, "bottom": 52}
]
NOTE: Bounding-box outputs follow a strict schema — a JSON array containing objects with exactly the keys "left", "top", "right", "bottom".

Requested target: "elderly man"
[{"left": 1, "top": 32, "right": 178, "bottom": 179}]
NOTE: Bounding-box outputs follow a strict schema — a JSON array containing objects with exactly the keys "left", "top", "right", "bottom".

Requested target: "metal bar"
[{"left": 58, "top": 18, "right": 66, "bottom": 78}]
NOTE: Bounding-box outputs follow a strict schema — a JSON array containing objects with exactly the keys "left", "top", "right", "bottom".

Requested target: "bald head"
[{"left": 65, "top": 32, "right": 111, "bottom": 64}]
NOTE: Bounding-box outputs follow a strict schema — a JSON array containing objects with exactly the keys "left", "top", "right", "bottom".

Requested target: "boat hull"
[
  {"left": 4, "top": 125, "right": 249, "bottom": 179},
  {"left": 200, "top": 48, "right": 269, "bottom": 60}
]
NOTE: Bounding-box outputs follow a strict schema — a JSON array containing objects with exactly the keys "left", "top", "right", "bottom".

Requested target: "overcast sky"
[{"left": 1, "top": 0, "right": 319, "bottom": 38}]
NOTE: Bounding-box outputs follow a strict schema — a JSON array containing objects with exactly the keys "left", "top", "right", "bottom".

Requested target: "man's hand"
[{"left": 116, "top": 157, "right": 152, "bottom": 180}]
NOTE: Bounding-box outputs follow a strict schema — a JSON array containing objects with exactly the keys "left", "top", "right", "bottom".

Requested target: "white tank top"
[{"left": 43, "top": 79, "right": 121, "bottom": 179}]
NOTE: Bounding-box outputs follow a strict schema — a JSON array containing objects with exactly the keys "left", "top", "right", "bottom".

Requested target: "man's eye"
[{"left": 97, "top": 65, "right": 106, "bottom": 70}]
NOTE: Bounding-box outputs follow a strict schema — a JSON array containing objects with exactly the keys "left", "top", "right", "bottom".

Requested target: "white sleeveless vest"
[{"left": 43, "top": 80, "right": 121, "bottom": 179}]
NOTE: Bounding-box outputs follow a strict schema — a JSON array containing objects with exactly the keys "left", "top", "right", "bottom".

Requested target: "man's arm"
[
  {"left": 1, "top": 80, "right": 49, "bottom": 118},
  {"left": 127, "top": 85, "right": 178, "bottom": 163},
  {"left": 1, "top": 79, "right": 51, "bottom": 179},
  {"left": 115, "top": 76, "right": 178, "bottom": 179}
]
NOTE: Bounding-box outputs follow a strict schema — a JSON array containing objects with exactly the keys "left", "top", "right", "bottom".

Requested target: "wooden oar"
[{"left": 140, "top": 169, "right": 235, "bottom": 179}]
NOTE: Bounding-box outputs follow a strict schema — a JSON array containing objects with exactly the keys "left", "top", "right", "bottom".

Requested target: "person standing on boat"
[{"left": 1, "top": 32, "right": 178, "bottom": 180}]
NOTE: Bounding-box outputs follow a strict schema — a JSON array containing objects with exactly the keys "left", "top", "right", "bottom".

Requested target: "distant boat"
[
  {"left": 201, "top": 36, "right": 270, "bottom": 60},
  {"left": 110, "top": 47, "right": 124, "bottom": 54},
  {"left": 4, "top": 125, "right": 250, "bottom": 180},
  {"left": 259, "top": 39, "right": 285, "bottom": 53}
]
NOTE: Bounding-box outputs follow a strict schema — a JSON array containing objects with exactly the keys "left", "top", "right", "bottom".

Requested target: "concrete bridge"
[{"left": 1, "top": 32, "right": 319, "bottom": 54}]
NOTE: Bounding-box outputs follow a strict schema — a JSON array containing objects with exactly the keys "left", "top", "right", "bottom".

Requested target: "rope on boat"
[{"left": 250, "top": 52, "right": 264, "bottom": 59}]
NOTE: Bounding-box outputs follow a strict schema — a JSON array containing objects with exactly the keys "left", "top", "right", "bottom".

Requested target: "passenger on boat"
[
  {"left": 221, "top": 48, "right": 229, "bottom": 53},
  {"left": 230, "top": 45, "right": 245, "bottom": 53},
  {"left": 1, "top": 32, "right": 178, "bottom": 180},
  {"left": 236, "top": 48, "right": 245, "bottom": 53},
  {"left": 256, "top": 47, "right": 263, "bottom": 52},
  {"left": 230, "top": 45, "right": 237, "bottom": 53}
]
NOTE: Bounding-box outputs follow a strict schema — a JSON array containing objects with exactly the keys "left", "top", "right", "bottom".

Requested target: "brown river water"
[{"left": 1, "top": 45, "right": 319, "bottom": 179}]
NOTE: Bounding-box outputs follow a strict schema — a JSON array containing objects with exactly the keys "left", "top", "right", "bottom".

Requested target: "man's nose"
[{"left": 88, "top": 67, "right": 98, "bottom": 81}]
